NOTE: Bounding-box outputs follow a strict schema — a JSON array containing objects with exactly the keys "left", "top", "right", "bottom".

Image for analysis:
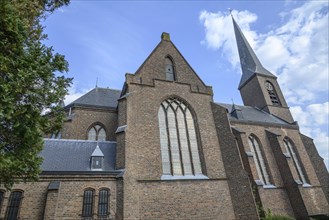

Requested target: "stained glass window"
[
  {"left": 284, "top": 139, "right": 308, "bottom": 184},
  {"left": 248, "top": 136, "right": 271, "bottom": 185},
  {"left": 158, "top": 98, "right": 202, "bottom": 176},
  {"left": 88, "top": 124, "right": 107, "bottom": 141}
]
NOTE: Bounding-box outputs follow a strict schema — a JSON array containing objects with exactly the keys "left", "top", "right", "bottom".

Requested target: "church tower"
[{"left": 232, "top": 16, "right": 295, "bottom": 123}]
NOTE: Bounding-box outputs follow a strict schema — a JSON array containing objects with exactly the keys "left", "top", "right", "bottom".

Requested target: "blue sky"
[{"left": 43, "top": 1, "right": 328, "bottom": 169}]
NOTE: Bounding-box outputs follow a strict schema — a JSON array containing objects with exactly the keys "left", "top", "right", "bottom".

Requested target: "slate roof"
[
  {"left": 40, "top": 139, "right": 117, "bottom": 173},
  {"left": 65, "top": 87, "right": 121, "bottom": 109},
  {"left": 217, "top": 103, "right": 289, "bottom": 125},
  {"left": 232, "top": 16, "right": 276, "bottom": 89}
]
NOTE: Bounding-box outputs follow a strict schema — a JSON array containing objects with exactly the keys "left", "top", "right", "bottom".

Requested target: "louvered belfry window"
[
  {"left": 265, "top": 81, "right": 280, "bottom": 106},
  {"left": 98, "top": 189, "right": 110, "bottom": 218},
  {"left": 5, "top": 191, "right": 23, "bottom": 220},
  {"left": 82, "top": 189, "right": 94, "bottom": 218},
  {"left": 158, "top": 97, "right": 202, "bottom": 176}
]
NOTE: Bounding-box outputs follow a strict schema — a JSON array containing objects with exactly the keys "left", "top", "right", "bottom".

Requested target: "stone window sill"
[{"left": 161, "top": 174, "right": 209, "bottom": 180}]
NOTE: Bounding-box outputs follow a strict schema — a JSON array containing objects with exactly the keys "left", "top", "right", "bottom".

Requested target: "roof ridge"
[{"left": 44, "top": 138, "right": 117, "bottom": 143}]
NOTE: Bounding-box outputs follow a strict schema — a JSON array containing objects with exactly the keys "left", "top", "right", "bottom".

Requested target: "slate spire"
[{"left": 232, "top": 15, "right": 276, "bottom": 89}]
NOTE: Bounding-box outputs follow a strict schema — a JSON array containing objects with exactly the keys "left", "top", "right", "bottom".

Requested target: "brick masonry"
[
  {"left": 0, "top": 175, "right": 117, "bottom": 220},
  {"left": 2, "top": 33, "right": 329, "bottom": 220}
]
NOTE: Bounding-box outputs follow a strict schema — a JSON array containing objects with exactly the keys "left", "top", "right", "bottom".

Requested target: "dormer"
[{"left": 90, "top": 144, "right": 104, "bottom": 171}]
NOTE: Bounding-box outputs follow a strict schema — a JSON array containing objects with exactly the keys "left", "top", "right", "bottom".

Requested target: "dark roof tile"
[
  {"left": 217, "top": 103, "right": 289, "bottom": 125},
  {"left": 66, "top": 87, "right": 121, "bottom": 109},
  {"left": 40, "top": 139, "right": 116, "bottom": 172}
]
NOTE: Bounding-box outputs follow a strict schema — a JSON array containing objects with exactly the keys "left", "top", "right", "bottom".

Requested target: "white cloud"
[
  {"left": 64, "top": 83, "right": 92, "bottom": 105},
  {"left": 199, "top": 2, "right": 328, "bottom": 104},
  {"left": 307, "top": 102, "right": 329, "bottom": 125},
  {"left": 200, "top": 2, "right": 329, "bottom": 169},
  {"left": 199, "top": 10, "right": 258, "bottom": 69},
  {"left": 286, "top": 103, "right": 328, "bottom": 169}
]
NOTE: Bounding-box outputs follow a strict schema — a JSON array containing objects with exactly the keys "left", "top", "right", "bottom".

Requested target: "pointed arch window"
[
  {"left": 5, "top": 191, "right": 23, "bottom": 220},
  {"left": 248, "top": 136, "right": 271, "bottom": 186},
  {"left": 0, "top": 190, "right": 5, "bottom": 214},
  {"left": 283, "top": 139, "right": 309, "bottom": 186},
  {"left": 265, "top": 81, "right": 280, "bottom": 106},
  {"left": 158, "top": 97, "right": 203, "bottom": 177},
  {"left": 88, "top": 124, "right": 106, "bottom": 141},
  {"left": 82, "top": 189, "right": 94, "bottom": 218},
  {"left": 98, "top": 189, "right": 110, "bottom": 218},
  {"left": 165, "top": 57, "right": 175, "bottom": 81}
]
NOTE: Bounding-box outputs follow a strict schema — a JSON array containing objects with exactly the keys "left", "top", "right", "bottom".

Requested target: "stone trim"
[
  {"left": 160, "top": 174, "right": 209, "bottom": 180},
  {"left": 115, "top": 125, "right": 127, "bottom": 134}
]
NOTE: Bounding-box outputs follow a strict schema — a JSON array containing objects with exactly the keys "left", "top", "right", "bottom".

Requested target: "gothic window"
[
  {"left": 82, "top": 189, "right": 94, "bottom": 218},
  {"left": 265, "top": 81, "right": 280, "bottom": 106},
  {"left": 50, "top": 132, "right": 61, "bottom": 139},
  {"left": 88, "top": 124, "right": 106, "bottom": 141},
  {"left": 0, "top": 190, "right": 4, "bottom": 214},
  {"left": 165, "top": 57, "right": 175, "bottom": 81},
  {"left": 283, "top": 139, "right": 308, "bottom": 185},
  {"left": 5, "top": 191, "right": 23, "bottom": 220},
  {"left": 248, "top": 136, "right": 271, "bottom": 185},
  {"left": 158, "top": 97, "right": 202, "bottom": 176},
  {"left": 98, "top": 189, "right": 110, "bottom": 218}
]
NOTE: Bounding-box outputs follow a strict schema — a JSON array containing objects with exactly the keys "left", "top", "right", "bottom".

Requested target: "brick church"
[{"left": 0, "top": 17, "right": 328, "bottom": 220}]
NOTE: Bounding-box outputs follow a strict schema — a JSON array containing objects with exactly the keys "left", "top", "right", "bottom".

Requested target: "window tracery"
[
  {"left": 88, "top": 124, "right": 106, "bottom": 141},
  {"left": 248, "top": 135, "right": 271, "bottom": 186},
  {"left": 158, "top": 97, "right": 202, "bottom": 176},
  {"left": 283, "top": 138, "right": 309, "bottom": 185}
]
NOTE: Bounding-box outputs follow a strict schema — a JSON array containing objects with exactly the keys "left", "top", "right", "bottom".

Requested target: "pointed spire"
[{"left": 231, "top": 16, "right": 276, "bottom": 89}]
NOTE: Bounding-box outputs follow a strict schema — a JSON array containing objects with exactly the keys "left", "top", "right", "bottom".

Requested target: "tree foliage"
[{"left": 0, "top": 0, "right": 72, "bottom": 189}]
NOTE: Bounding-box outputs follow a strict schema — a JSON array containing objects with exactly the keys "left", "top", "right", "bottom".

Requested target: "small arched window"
[
  {"left": 265, "top": 81, "right": 280, "bottom": 106},
  {"left": 283, "top": 139, "right": 308, "bottom": 185},
  {"left": 5, "top": 191, "right": 23, "bottom": 220},
  {"left": 82, "top": 189, "right": 94, "bottom": 218},
  {"left": 98, "top": 189, "right": 110, "bottom": 218},
  {"left": 165, "top": 57, "right": 175, "bottom": 81},
  {"left": 88, "top": 124, "right": 106, "bottom": 141},
  {"left": 248, "top": 136, "right": 271, "bottom": 186},
  {"left": 0, "top": 190, "right": 4, "bottom": 213},
  {"left": 158, "top": 97, "right": 202, "bottom": 176}
]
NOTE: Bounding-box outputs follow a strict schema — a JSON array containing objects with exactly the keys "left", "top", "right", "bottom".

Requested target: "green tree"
[{"left": 0, "top": 0, "right": 72, "bottom": 189}]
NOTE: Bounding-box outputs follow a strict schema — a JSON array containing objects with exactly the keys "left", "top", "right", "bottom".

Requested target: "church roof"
[
  {"left": 217, "top": 103, "right": 289, "bottom": 125},
  {"left": 232, "top": 16, "right": 276, "bottom": 89},
  {"left": 40, "top": 139, "right": 117, "bottom": 173},
  {"left": 65, "top": 87, "right": 121, "bottom": 109}
]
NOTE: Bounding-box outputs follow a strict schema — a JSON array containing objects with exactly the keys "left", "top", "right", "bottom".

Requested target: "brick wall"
[
  {"left": 211, "top": 103, "right": 259, "bottom": 220},
  {"left": 0, "top": 175, "right": 117, "bottom": 220},
  {"left": 61, "top": 107, "right": 118, "bottom": 141},
  {"left": 120, "top": 36, "right": 235, "bottom": 219}
]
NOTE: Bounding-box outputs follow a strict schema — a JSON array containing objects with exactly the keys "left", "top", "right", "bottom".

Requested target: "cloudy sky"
[{"left": 43, "top": 1, "right": 328, "bottom": 169}]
